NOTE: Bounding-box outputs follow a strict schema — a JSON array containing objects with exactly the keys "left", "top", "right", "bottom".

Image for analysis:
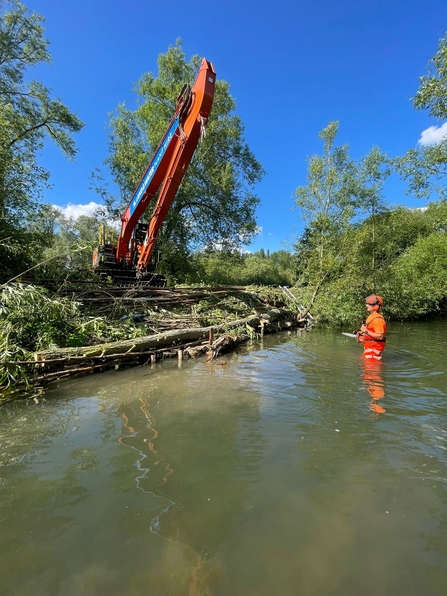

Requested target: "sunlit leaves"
[
  {"left": 394, "top": 32, "right": 447, "bottom": 201},
  {"left": 394, "top": 140, "right": 447, "bottom": 201},
  {"left": 390, "top": 232, "right": 447, "bottom": 318},
  {"left": 293, "top": 122, "right": 390, "bottom": 312},
  {"left": 412, "top": 31, "right": 447, "bottom": 119},
  {"left": 103, "top": 39, "right": 264, "bottom": 277},
  {"left": 188, "top": 249, "right": 296, "bottom": 286},
  {"left": 0, "top": 0, "right": 83, "bottom": 279}
]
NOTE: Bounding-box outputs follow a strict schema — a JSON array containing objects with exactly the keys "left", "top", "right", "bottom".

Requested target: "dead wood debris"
[{"left": 2, "top": 285, "right": 313, "bottom": 393}]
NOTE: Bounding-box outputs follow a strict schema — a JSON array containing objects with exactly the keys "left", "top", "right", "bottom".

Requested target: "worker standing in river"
[{"left": 357, "top": 295, "right": 387, "bottom": 361}]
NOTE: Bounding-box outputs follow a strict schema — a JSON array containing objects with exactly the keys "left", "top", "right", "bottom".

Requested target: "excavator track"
[{"left": 97, "top": 271, "right": 167, "bottom": 287}]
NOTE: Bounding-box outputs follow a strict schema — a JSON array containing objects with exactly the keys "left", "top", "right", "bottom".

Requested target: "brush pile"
[{"left": 0, "top": 281, "right": 313, "bottom": 399}]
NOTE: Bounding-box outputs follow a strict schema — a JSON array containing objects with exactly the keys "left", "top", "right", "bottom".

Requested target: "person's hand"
[{"left": 360, "top": 323, "right": 367, "bottom": 333}]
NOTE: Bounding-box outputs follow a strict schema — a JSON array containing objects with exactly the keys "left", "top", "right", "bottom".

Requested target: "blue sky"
[{"left": 27, "top": 0, "right": 447, "bottom": 252}]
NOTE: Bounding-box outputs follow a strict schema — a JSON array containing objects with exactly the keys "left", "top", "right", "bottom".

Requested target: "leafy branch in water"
[
  {"left": 0, "top": 344, "right": 32, "bottom": 390},
  {"left": 0, "top": 282, "right": 150, "bottom": 389},
  {"left": 0, "top": 283, "right": 80, "bottom": 351}
]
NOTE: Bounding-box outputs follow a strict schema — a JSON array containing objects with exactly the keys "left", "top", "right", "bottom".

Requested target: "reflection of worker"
[
  {"left": 362, "top": 358, "right": 386, "bottom": 414},
  {"left": 356, "top": 295, "right": 387, "bottom": 361}
]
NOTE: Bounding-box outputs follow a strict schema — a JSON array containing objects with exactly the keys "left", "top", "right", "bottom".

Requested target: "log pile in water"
[{"left": 1, "top": 284, "right": 313, "bottom": 392}]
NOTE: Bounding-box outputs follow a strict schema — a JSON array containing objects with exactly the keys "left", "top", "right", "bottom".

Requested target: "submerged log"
[{"left": 205, "top": 333, "right": 239, "bottom": 362}]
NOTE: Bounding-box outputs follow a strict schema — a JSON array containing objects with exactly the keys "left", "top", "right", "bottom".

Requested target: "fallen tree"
[
  {"left": 0, "top": 307, "right": 310, "bottom": 399},
  {"left": 0, "top": 284, "right": 313, "bottom": 399},
  {"left": 36, "top": 307, "right": 295, "bottom": 359}
]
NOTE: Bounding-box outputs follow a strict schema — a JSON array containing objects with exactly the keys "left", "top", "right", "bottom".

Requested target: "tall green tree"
[
  {"left": 294, "top": 122, "right": 389, "bottom": 313},
  {"left": 98, "top": 40, "right": 264, "bottom": 278},
  {"left": 395, "top": 31, "right": 447, "bottom": 200},
  {"left": 412, "top": 31, "right": 447, "bottom": 119},
  {"left": 0, "top": 0, "right": 83, "bottom": 276}
]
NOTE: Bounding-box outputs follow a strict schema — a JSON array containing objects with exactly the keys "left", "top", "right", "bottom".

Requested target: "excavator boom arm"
[
  {"left": 137, "top": 59, "right": 216, "bottom": 271},
  {"left": 116, "top": 59, "right": 216, "bottom": 271}
]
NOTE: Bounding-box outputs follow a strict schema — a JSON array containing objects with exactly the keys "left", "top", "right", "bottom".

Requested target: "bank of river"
[{"left": 0, "top": 319, "right": 446, "bottom": 595}]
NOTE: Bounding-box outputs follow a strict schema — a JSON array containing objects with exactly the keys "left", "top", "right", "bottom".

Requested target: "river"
[{"left": 0, "top": 319, "right": 446, "bottom": 596}]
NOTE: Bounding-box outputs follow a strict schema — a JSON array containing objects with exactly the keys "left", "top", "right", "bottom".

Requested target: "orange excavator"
[{"left": 93, "top": 58, "right": 216, "bottom": 284}]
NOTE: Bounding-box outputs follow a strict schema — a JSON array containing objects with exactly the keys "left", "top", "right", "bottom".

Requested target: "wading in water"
[
  {"left": 357, "top": 295, "right": 387, "bottom": 361},
  {"left": 355, "top": 295, "right": 387, "bottom": 413}
]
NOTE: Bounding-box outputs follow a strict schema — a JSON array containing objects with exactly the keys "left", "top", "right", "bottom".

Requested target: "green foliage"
[
  {"left": 0, "top": 0, "right": 83, "bottom": 279},
  {"left": 0, "top": 283, "right": 81, "bottom": 351},
  {"left": 423, "top": 197, "right": 447, "bottom": 230},
  {"left": 394, "top": 141, "right": 447, "bottom": 201},
  {"left": 240, "top": 250, "right": 296, "bottom": 286},
  {"left": 293, "top": 34, "right": 447, "bottom": 324},
  {"left": 294, "top": 122, "right": 390, "bottom": 311},
  {"left": 187, "top": 249, "right": 296, "bottom": 286},
  {"left": 0, "top": 204, "right": 101, "bottom": 282},
  {"left": 37, "top": 211, "right": 100, "bottom": 279},
  {"left": 296, "top": 277, "right": 365, "bottom": 325},
  {"left": 294, "top": 201, "right": 447, "bottom": 324},
  {"left": 0, "top": 282, "right": 151, "bottom": 388},
  {"left": 412, "top": 31, "right": 447, "bottom": 119},
  {"left": 349, "top": 207, "right": 435, "bottom": 275},
  {"left": 394, "top": 32, "right": 447, "bottom": 200},
  {"left": 0, "top": 345, "right": 31, "bottom": 390},
  {"left": 97, "top": 40, "right": 264, "bottom": 277},
  {"left": 189, "top": 250, "right": 244, "bottom": 285},
  {"left": 388, "top": 231, "right": 447, "bottom": 318},
  {"left": 0, "top": 282, "right": 150, "bottom": 351},
  {"left": 192, "top": 294, "right": 251, "bottom": 326},
  {"left": 0, "top": 217, "right": 52, "bottom": 280}
]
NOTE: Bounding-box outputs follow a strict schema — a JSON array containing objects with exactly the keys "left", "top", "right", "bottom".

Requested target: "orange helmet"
[{"left": 366, "top": 294, "right": 383, "bottom": 309}]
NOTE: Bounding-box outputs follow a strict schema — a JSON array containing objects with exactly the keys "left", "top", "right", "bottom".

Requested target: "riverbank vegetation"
[
  {"left": 1, "top": 3, "right": 447, "bottom": 394},
  {"left": 0, "top": 282, "right": 308, "bottom": 395}
]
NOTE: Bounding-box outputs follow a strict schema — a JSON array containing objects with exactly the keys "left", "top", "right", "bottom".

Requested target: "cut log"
[
  {"left": 39, "top": 327, "right": 214, "bottom": 359},
  {"left": 37, "top": 308, "right": 295, "bottom": 361}
]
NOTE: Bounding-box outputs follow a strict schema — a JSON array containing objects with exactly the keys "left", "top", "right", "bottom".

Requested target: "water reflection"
[
  {"left": 362, "top": 358, "right": 386, "bottom": 415},
  {"left": 0, "top": 321, "right": 447, "bottom": 595},
  {"left": 93, "top": 366, "right": 267, "bottom": 594}
]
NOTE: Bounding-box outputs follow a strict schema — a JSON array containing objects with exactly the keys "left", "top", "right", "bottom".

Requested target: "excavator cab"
[
  {"left": 93, "top": 222, "right": 164, "bottom": 285},
  {"left": 92, "top": 225, "right": 117, "bottom": 270}
]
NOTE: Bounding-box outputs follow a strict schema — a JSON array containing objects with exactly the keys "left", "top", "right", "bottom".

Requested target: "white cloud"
[
  {"left": 53, "top": 201, "right": 103, "bottom": 220},
  {"left": 418, "top": 122, "right": 447, "bottom": 146}
]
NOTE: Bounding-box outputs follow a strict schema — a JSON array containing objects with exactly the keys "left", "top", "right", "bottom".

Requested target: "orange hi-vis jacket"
[{"left": 360, "top": 312, "right": 387, "bottom": 360}]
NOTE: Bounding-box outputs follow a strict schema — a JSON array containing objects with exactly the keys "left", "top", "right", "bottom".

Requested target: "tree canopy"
[
  {"left": 294, "top": 121, "right": 390, "bottom": 313},
  {"left": 412, "top": 30, "right": 447, "bottom": 119},
  {"left": 98, "top": 40, "right": 265, "bottom": 278},
  {"left": 394, "top": 31, "right": 447, "bottom": 200},
  {"left": 0, "top": 0, "right": 83, "bottom": 278}
]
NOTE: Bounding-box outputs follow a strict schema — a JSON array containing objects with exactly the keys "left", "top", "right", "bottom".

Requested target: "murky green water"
[{"left": 1, "top": 319, "right": 447, "bottom": 596}]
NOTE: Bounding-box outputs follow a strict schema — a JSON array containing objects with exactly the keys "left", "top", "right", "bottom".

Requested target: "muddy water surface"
[{"left": 1, "top": 319, "right": 447, "bottom": 595}]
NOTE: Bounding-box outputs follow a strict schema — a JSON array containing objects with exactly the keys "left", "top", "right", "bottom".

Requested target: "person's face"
[{"left": 366, "top": 303, "right": 375, "bottom": 314}]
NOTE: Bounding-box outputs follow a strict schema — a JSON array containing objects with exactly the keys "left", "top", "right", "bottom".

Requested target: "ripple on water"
[
  {"left": 386, "top": 347, "right": 445, "bottom": 379},
  {"left": 232, "top": 344, "right": 346, "bottom": 425},
  {"left": 0, "top": 323, "right": 446, "bottom": 595}
]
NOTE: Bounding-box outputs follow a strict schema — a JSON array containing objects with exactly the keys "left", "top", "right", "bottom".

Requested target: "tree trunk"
[{"left": 38, "top": 308, "right": 296, "bottom": 360}]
